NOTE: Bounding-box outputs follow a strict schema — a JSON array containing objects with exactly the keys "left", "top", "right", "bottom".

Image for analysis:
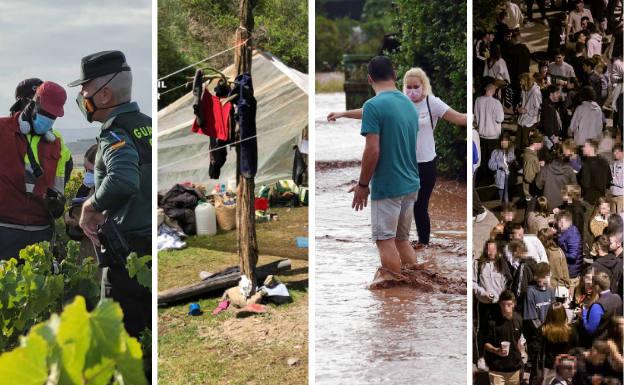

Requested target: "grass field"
[{"left": 158, "top": 206, "right": 308, "bottom": 385}]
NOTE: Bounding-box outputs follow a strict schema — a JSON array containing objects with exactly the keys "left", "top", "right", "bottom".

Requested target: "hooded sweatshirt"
[
  {"left": 518, "top": 83, "right": 542, "bottom": 128},
  {"left": 587, "top": 33, "right": 603, "bottom": 57},
  {"left": 592, "top": 253, "right": 623, "bottom": 297},
  {"left": 473, "top": 259, "right": 511, "bottom": 303},
  {"left": 535, "top": 160, "right": 577, "bottom": 210},
  {"left": 568, "top": 101, "right": 603, "bottom": 146},
  {"left": 475, "top": 95, "right": 504, "bottom": 139}
]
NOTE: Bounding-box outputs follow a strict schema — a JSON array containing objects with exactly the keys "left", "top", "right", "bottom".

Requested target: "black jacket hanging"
[
  {"left": 230, "top": 73, "right": 257, "bottom": 178},
  {"left": 292, "top": 145, "right": 306, "bottom": 186}
]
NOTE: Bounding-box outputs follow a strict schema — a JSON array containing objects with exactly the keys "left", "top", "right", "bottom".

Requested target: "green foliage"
[
  {"left": 126, "top": 254, "right": 152, "bottom": 291},
  {"left": 158, "top": 0, "right": 308, "bottom": 109},
  {"left": 0, "top": 296, "right": 146, "bottom": 385},
  {"left": 64, "top": 171, "right": 84, "bottom": 210},
  {"left": 474, "top": 0, "right": 502, "bottom": 32},
  {"left": 390, "top": 0, "right": 467, "bottom": 178},
  {"left": 315, "top": 0, "right": 394, "bottom": 71},
  {"left": 0, "top": 242, "right": 99, "bottom": 352}
]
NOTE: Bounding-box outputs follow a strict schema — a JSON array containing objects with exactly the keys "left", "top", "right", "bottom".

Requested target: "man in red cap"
[{"left": 0, "top": 80, "right": 71, "bottom": 260}]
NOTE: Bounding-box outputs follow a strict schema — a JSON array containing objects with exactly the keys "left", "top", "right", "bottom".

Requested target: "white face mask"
[{"left": 405, "top": 87, "right": 422, "bottom": 102}]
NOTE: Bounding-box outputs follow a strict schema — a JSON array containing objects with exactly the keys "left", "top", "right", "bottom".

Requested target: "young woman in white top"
[{"left": 327, "top": 67, "right": 467, "bottom": 247}]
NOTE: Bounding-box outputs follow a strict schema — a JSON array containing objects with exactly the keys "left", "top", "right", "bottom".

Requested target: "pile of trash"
[{"left": 188, "top": 275, "right": 292, "bottom": 318}]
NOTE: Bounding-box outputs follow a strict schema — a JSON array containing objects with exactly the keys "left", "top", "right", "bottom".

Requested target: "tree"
[{"left": 390, "top": 0, "right": 467, "bottom": 178}]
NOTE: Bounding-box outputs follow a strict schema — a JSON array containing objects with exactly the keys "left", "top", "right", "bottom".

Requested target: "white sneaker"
[
  {"left": 477, "top": 357, "right": 489, "bottom": 371},
  {"left": 475, "top": 210, "right": 488, "bottom": 223}
]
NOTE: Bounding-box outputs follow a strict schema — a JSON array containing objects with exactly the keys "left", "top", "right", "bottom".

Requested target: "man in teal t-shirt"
[{"left": 350, "top": 56, "right": 420, "bottom": 281}]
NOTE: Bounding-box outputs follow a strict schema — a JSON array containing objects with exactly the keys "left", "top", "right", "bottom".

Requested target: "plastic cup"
[{"left": 501, "top": 341, "right": 510, "bottom": 356}]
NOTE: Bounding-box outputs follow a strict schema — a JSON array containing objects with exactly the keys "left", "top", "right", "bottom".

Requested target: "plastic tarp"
[{"left": 158, "top": 51, "right": 308, "bottom": 192}]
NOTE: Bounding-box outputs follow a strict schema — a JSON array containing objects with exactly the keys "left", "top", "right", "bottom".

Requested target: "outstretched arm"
[
  {"left": 327, "top": 108, "right": 363, "bottom": 122},
  {"left": 442, "top": 108, "right": 468, "bottom": 126}
]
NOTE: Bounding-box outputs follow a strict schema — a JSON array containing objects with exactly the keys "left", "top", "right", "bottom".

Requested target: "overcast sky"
[{"left": 0, "top": 0, "right": 152, "bottom": 139}]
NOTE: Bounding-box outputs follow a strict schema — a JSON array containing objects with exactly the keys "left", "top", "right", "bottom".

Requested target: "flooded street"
[{"left": 315, "top": 93, "right": 467, "bottom": 385}]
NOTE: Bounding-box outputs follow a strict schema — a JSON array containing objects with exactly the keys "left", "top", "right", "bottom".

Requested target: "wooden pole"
[{"left": 234, "top": 0, "right": 258, "bottom": 296}]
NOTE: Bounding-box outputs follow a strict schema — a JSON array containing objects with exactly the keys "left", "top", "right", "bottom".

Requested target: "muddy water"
[{"left": 315, "top": 93, "right": 467, "bottom": 385}]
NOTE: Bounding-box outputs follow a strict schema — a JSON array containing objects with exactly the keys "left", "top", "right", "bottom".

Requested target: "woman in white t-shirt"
[{"left": 327, "top": 67, "right": 467, "bottom": 247}]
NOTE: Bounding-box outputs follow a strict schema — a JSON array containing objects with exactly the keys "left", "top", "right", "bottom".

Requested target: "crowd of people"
[{"left": 472, "top": 1, "right": 623, "bottom": 384}]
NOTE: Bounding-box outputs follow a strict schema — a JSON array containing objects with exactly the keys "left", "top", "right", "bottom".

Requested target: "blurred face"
[
  {"left": 558, "top": 217, "right": 571, "bottom": 231},
  {"left": 534, "top": 141, "right": 543, "bottom": 151},
  {"left": 598, "top": 202, "right": 610, "bottom": 216},
  {"left": 555, "top": 55, "right": 564, "bottom": 65},
  {"left": 512, "top": 227, "right": 524, "bottom": 240},
  {"left": 500, "top": 300, "right": 515, "bottom": 319},
  {"left": 588, "top": 348, "right": 606, "bottom": 365},
  {"left": 576, "top": 2, "right": 584, "bottom": 11},
  {"left": 584, "top": 272, "right": 594, "bottom": 290},
  {"left": 614, "top": 149, "right": 623, "bottom": 160},
  {"left": 487, "top": 242, "right": 498, "bottom": 260},
  {"left": 583, "top": 142, "right": 594, "bottom": 156},
  {"left": 581, "top": 19, "right": 588, "bottom": 29},
  {"left": 536, "top": 276, "right": 548, "bottom": 288},
  {"left": 540, "top": 66, "right": 548, "bottom": 76},
  {"left": 583, "top": 63, "right": 592, "bottom": 73},
  {"left": 609, "top": 234, "right": 622, "bottom": 251},
  {"left": 503, "top": 210, "right": 514, "bottom": 222},
  {"left": 578, "top": 33, "right": 587, "bottom": 44},
  {"left": 559, "top": 362, "right": 575, "bottom": 380},
  {"left": 501, "top": 139, "right": 510, "bottom": 149},
  {"left": 550, "top": 90, "right": 561, "bottom": 102}
]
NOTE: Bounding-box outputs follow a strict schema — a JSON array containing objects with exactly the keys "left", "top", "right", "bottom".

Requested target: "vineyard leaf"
[
  {"left": 82, "top": 358, "right": 116, "bottom": 385},
  {"left": 56, "top": 297, "right": 91, "bottom": 384},
  {"left": 116, "top": 336, "right": 147, "bottom": 385},
  {"left": 0, "top": 333, "right": 48, "bottom": 385},
  {"left": 87, "top": 299, "right": 124, "bottom": 364}
]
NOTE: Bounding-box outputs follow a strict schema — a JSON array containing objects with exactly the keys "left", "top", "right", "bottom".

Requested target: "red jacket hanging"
[{"left": 191, "top": 90, "right": 231, "bottom": 141}]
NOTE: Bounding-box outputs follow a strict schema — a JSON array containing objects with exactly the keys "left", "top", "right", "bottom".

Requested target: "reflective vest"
[{"left": 24, "top": 129, "right": 69, "bottom": 194}]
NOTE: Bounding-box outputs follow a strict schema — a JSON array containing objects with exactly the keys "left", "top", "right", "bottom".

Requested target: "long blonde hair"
[{"left": 402, "top": 67, "right": 432, "bottom": 96}]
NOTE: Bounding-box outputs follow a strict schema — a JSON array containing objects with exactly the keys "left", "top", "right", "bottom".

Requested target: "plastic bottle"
[{"left": 195, "top": 202, "right": 217, "bottom": 236}]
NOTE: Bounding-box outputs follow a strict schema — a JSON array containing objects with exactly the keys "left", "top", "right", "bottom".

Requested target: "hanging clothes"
[
  {"left": 230, "top": 73, "right": 257, "bottom": 178},
  {"left": 191, "top": 90, "right": 231, "bottom": 141},
  {"left": 209, "top": 136, "right": 227, "bottom": 179}
]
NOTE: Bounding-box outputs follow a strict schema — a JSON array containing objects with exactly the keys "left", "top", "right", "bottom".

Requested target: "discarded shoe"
[
  {"left": 212, "top": 300, "right": 230, "bottom": 315},
  {"left": 236, "top": 303, "right": 267, "bottom": 318}
]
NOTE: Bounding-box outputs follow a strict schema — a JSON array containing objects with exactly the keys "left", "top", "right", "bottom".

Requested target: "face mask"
[
  {"left": 405, "top": 87, "right": 422, "bottom": 102},
  {"left": 32, "top": 113, "right": 55, "bottom": 135},
  {"left": 76, "top": 72, "right": 123, "bottom": 123},
  {"left": 83, "top": 171, "right": 95, "bottom": 188}
]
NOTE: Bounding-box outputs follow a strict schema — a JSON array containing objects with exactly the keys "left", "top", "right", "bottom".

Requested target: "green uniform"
[
  {"left": 92, "top": 101, "right": 151, "bottom": 239},
  {"left": 92, "top": 101, "right": 152, "bottom": 339}
]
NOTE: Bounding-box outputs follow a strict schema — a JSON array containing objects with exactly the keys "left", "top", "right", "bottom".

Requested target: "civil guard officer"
[{"left": 68, "top": 50, "right": 152, "bottom": 339}]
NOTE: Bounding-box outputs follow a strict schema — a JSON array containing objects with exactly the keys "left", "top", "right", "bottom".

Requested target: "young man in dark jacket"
[
  {"left": 592, "top": 234, "right": 623, "bottom": 297},
  {"left": 540, "top": 85, "right": 564, "bottom": 142},
  {"left": 579, "top": 139, "right": 612, "bottom": 206},
  {"left": 484, "top": 290, "right": 524, "bottom": 385},
  {"left": 556, "top": 210, "right": 583, "bottom": 286}
]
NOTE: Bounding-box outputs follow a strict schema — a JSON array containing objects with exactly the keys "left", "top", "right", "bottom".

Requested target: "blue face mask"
[
  {"left": 83, "top": 171, "right": 95, "bottom": 188},
  {"left": 32, "top": 113, "right": 55, "bottom": 135}
]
